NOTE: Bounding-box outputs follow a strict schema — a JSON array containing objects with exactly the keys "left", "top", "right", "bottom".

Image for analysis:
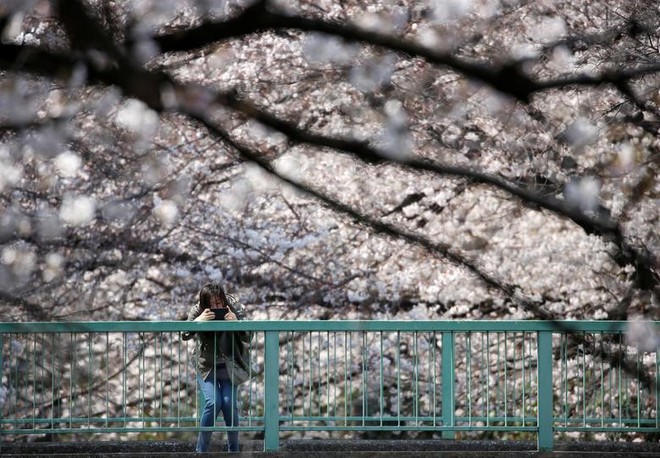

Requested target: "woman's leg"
[
  {"left": 217, "top": 378, "right": 240, "bottom": 452},
  {"left": 196, "top": 373, "right": 222, "bottom": 452}
]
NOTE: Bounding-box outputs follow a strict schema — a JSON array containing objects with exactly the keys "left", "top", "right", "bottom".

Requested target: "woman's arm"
[
  {"left": 181, "top": 303, "right": 202, "bottom": 341},
  {"left": 227, "top": 296, "right": 252, "bottom": 342}
]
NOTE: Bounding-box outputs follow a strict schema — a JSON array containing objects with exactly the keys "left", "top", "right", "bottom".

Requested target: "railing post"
[
  {"left": 537, "top": 330, "right": 553, "bottom": 451},
  {"left": 442, "top": 331, "right": 455, "bottom": 439},
  {"left": 263, "top": 330, "right": 280, "bottom": 451}
]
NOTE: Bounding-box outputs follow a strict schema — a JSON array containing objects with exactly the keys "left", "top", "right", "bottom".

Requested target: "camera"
[{"left": 212, "top": 308, "right": 228, "bottom": 320}]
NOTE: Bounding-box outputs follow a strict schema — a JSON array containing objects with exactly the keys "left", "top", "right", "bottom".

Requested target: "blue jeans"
[{"left": 196, "top": 371, "right": 240, "bottom": 452}]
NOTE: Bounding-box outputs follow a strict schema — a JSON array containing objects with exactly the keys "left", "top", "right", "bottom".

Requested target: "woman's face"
[{"left": 209, "top": 295, "right": 225, "bottom": 309}]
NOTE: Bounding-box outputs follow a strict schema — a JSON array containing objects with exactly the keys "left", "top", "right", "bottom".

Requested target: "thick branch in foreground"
[
  {"left": 154, "top": 0, "right": 541, "bottom": 101},
  {"left": 154, "top": 0, "right": 660, "bottom": 103}
]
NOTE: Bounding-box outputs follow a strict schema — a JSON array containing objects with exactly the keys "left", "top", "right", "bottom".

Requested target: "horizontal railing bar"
[
  {"left": 0, "top": 426, "right": 264, "bottom": 435},
  {"left": 555, "top": 427, "right": 660, "bottom": 432},
  {"left": 0, "top": 419, "right": 198, "bottom": 425},
  {"left": 6, "top": 416, "right": 653, "bottom": 427},
  {"left": 281, "top": 416, "right": 535, "bottom": 424},
  {"left": 280, "top": 426, "right": 539, "bottom": 432},
  {"left": 0, "top": 320, "right": 646, "bottom": 333},
  {"left": 554, "top": 419, "right": 658, "bottom": 426}
]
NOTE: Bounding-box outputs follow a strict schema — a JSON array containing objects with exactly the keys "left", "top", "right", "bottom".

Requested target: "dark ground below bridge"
[{"left": 1, "top": 439, "right": 660, "bottom": 457}]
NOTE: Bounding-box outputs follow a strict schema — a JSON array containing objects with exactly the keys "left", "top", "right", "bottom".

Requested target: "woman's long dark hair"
[{"left": 199, "top": 283, "right": 229, "bottom": 310}]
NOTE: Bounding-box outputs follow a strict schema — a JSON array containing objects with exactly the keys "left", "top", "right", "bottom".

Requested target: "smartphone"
[{"left": 212, "top": 308, "right": 228, "bottom": 320}]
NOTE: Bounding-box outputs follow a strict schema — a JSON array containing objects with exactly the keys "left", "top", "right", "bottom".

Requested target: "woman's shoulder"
[
  {"left": 227, "top": 294, "right": 239, "bottom": 305},
  {"left": 227, "top": 294, "right": 247, "bottom": 315}
]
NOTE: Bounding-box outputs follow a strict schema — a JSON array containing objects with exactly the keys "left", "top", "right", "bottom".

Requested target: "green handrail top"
[{"left": 0, "top": 320, "right": 653, "bottom": 333}]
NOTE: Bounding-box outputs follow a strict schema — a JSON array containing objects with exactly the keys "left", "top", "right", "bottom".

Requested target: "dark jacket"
[{"left": 181, "top": 295, "right": 252, "bottom": 380}]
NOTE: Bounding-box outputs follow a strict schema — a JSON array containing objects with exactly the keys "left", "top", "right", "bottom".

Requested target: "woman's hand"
[
  {"left": 194, "top": 309, "right": 215, "bottom": 321},
  {"left": 224, "top": 310, "right": 237, "bottom": 321}
]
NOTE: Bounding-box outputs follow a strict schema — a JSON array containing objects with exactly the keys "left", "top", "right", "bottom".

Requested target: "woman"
[{"left": 182, "top": 283, "right": 251, "bottom": 453}]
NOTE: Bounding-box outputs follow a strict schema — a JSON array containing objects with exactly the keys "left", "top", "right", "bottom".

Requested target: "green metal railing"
[{"left": 1, "top": 321, "right": 658, "bottom": 451}]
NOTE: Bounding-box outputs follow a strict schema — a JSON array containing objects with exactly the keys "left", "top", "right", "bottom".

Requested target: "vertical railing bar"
[
  {"left": 70, "top": 332, "right": 74, "bottom": 430},
  {"left": 309, "top": 331, "right": 318, "bottom": 422},
  {"left": 656, "top": 344, "right": 659, "bottom": 430},
  {"left": 429, "top": 331, "right": 435, "bottom": 426},
  {"left": 159, "top": 331, "right": 164, "bottom": 426},
  {"left": 0, "top": 333, "right": 3, "bottom": 428},
  {"left": 88, "top": 332, "right": 92, "bottom": 427},
  {"left": 624, "top": 333, "right": 630, "bottom": 422},
  {"left": 432, "top": 331, "right": 438, "bottom": 427},
  {"left": 414, "top": 331, "right": 419, "bottom": 425},
  {"left": 582, "top": 331, "right": 586, "bottom": 427},
  {"left": 289, "top": 332, "right": 295, "bottom": 424},
  {"left": 441, "top": 331, "right": 455, "bottom": 439},
  {"left": 171, "top": 332, "right": 176, "bottom": 423},
  {"left": 14, "top": 333, "right": 19, "bottom": 427},
  {"left": 318, "top": 332, "right": 323, "bottom": 420},
  {"left": 412, "top": 331, "right": 417, "bottom": 424},
  {"left": 533, "top": 333, "right": 537, "bottom": 426},
  {"left": 176, "top": 332, "right": 181, "bottom": 427},
  {"left": 0, "top": 332, "right": 4, "bottom": 430},
  {"left": 486, "top": 332, "right": 490, "bottom": 427},
  {"left": 333, "top": 331, "right": 338, "bottom": 423},
  {"left": 512, "top": 332, "right": 516, "bottom": 426},
  {"left": 167, "top": 332, "right": 172, "bottom": 423},
  {"left": 306, "top": 331, "right": 311, "bottom": 419},
  {"left": 40, "top": 332, "right": 46, "bottom": 427},
  {"left": 327, "top": 331, "right": 331, "bottom": 424},
  {"left": 600, "top": 332, "right": 605, "bottom": 429},
  {"left": 521, "top": 331, "right": 527, "bottom": 426},
  {"left": 314, "top": 331, "right": 319, "bottom": 421},
  {"left": 32, "top": 332, "right": 37, "bottom": 428},
  {"left": 248, "top": 333, "right": 254, "bottom": 428},
  {"left": 496, "top": 332, "right": 501, "bottom": 422},
  {"left": 349, "top": 332, "right": 354, "bottom": 427},
  {"left": 179, "top": 332, "right": 183, "bottom": 427},
  {"left": 396, "top": 331, "right": 401, "bottom": 426},
  {"left": 537, "top": 330, "right": 553, "bottom": 452},
  {"left": 361, "top": 331, "right": 367, "bottom": 427},
  {"left": 562, "top": 333, "right": 567, "bottom": 427},
  {"left": 344, "top": 331, "right": 348, "bottom": 427},
  {"left": 194, "top": 333, "right": 199, "bottom": 429},
  {"left": 288, "top": 331, "right": 296, "bottom": 424},
  {"left": 636, "top": 348, "right": 642, "bottom": 428},
  {"left": 310, "top": 331, "right": 314, "bottom": 422},
  {"left": 504, "top": 331, "right": 508, "bottom": 426},
  {"left": 618, "top": 333, "right": 623, "bottom": 427},
  {"left": 51, "top": 332, "right": 56, "bottom": 430},
  {"left": 231, "top": 333, "right": 236, "bottom": 437},
  {"left": 422, "top": 333, "right": 433, "bottom": 424},
  {"left": 142, "top": 332, "right": 147, "bottom": 428},
  {"left": 144, "top": 334, "right": 149, "bottom": 422},
  {"left": 105, "top": 333, "right": 110, "bottom": 429},
  {"left": 13, "top": 334, "right": 18, "bottom": 421},
  {"left": 122, "top": 332, "right": 127, "bottom": 428},
  {"left": 379, "top": 331, "right": 384, "bottom": 426},
  {"left": 609, "top": 334, "right": 614, "bottom": 422},
  {"left": 467, "top": 331, "right": 472, "bottom": 427},
  {"left": 309, "top": 331, "right": 314, "bottom": 422},
  {"left": 263, "top": 330, "right": 280, "bottom": 451},
  {"left": 592, "top": 333, "right": 597, "bottom": 423}
]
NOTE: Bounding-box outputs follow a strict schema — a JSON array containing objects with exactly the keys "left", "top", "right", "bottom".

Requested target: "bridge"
[{"left": 1, "top": 320, "right": 658, "bottom": 454}]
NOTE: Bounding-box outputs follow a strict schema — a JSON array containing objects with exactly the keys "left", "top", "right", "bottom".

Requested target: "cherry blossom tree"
[{"left": 0, "top": 0, "right": 657, "bottom": 329}]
